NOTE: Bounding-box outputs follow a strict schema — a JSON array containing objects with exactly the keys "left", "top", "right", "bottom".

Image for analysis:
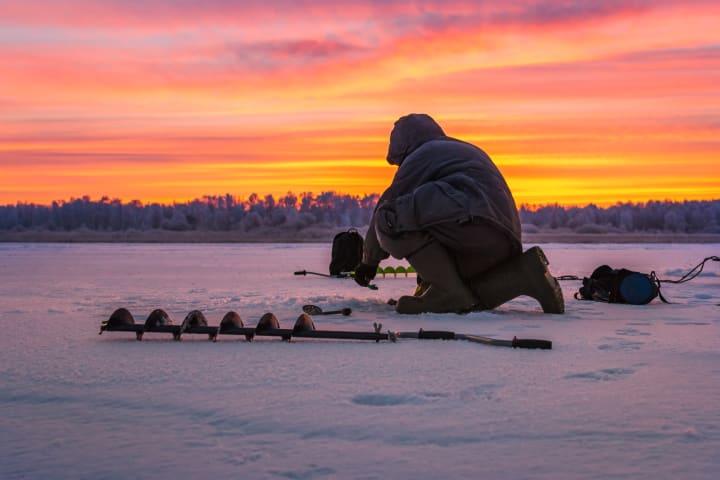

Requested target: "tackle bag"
[
  {"left": 329, "top": 228, "right": 364, "bottom": 276},
  {"left": 575, "top": 265, "right": 666, "bottom": 305}
]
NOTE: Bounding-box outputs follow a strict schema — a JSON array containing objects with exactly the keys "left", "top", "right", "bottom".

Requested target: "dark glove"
[{"left": 354, "top": 263, "right": 378, "bottom": 287}]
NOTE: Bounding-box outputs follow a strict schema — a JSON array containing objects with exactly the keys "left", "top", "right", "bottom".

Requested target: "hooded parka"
[{"left": 363, "top": 114, "right": 522, "bottom": 265}]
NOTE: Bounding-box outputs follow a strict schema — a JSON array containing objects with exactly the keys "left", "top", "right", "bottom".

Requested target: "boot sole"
[
  {"left": 525, "top": 247, "right": 565, "bottom": 314},
  {"left": 395, "top": 289, "right": 476, "bottom": 315}
]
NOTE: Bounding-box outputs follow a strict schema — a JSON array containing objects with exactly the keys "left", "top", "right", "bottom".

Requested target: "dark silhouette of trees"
[
  {"left": 0, "top": 192, "right": 379, "bottom": 233},
  {"left": 1, "top": 194, "right": 718, "bottom": 234},
  {"left": 519, "top": 200, "right": 720, "bottom": 233}
]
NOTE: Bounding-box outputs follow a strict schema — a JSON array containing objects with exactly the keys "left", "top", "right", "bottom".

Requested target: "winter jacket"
[{"left": 363, "top": 114, "right": 522, "bottom": 264}]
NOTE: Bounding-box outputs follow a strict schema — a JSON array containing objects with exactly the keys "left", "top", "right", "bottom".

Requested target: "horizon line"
[{"left": 4, "top": 192, "right": 719, "bottom": 210}]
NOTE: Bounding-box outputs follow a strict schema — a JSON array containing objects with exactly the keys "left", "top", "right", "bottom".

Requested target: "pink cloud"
[{"left": 0, "top": 1, "right": 711, "bottom": 29}]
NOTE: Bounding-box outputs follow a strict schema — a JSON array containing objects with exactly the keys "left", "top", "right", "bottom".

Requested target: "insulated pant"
[{"left": 376, "top": 219, "right": 518, "bottom": 281}]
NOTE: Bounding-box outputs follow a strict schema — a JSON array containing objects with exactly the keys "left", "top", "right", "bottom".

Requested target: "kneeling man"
[{"left": 354, "top": 114, "right": 564, "bottom": 315}]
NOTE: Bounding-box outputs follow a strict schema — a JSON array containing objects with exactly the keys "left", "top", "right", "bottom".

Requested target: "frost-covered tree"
[{"left": 1, "top": 196, "right": 718, "bottom": 234}]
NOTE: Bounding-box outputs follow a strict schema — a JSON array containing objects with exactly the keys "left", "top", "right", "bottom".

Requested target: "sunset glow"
[{"left": 1, "top": 0, "right": 719, "bottom": 205}]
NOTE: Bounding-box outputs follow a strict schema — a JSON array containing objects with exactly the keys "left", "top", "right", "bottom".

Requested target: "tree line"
[
  {"left": 519, "top": 200, "right": 719, "bottom": 234},
  {"left": 1, "top": 193, "right": 718, "bottom": 234}
]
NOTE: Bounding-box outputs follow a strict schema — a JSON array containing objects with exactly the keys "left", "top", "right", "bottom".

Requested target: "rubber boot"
[
  {"left": 395, "top": 242, "right": 477, "bottom": 314},
  {"left": 470, "top": 246, "right": 564, "bottom": 314}
]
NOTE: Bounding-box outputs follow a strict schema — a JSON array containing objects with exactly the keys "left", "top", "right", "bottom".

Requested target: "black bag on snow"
[
  {"left": 329, "top": 228, "right": 364, "bottom": 276},
  {"left": 575, "top": 265, "right": 665, "bottom": 305}
]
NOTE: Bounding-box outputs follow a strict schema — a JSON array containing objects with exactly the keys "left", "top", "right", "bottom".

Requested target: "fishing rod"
[
  {"left": 294, "top": 270, "right": 347, "bottom": 279},
  {"left": 294, "top": 270, "right": 379, "bottom": 290},
  {"left": 99, "top": 306, "right": 552, "bottom": 349},
  {"left": 295, "top": 265, "right": 417, "bottom": 278},
  {"left": 294, "top": 265, "right": 420, "bottom": 290}
]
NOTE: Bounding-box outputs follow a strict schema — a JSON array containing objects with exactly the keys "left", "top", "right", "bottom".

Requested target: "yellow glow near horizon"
[{"left": 1, "top": 1, "right": 719, "bottom": 206}]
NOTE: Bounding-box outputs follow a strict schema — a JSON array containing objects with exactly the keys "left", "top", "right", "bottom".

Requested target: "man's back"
[{"left": 384, "top": 137, "right": 522, "bottom": 248}]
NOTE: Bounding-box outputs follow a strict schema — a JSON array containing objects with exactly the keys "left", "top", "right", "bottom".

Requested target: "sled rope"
[
  {"left": 649, "top": 256, "right": 719, "bottom": 303},
  {"left": 653, "top": 256, "right": 719, "bottom": 284}
]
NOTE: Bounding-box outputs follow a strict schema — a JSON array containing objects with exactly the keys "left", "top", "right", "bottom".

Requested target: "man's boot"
[
  {"left": 470, "top": 246, "right": 564, "bottom": 314},
  {"left": 395, "top": 242, "right": 477, "bottom": 314}
]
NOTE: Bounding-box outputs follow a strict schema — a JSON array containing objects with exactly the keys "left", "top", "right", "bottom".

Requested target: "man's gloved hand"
[{"left": 354, "top": 263, "right": 378, "bottom": 287}]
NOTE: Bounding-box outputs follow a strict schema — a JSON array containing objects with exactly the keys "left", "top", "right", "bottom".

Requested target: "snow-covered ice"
[{"left": 0, "top": 242, "right": 718, "bottom": 480}]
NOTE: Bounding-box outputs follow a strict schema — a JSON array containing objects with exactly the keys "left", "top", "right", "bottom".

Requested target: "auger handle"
[
  {"left": 512, "top": 337, "right": 552, "bottom": 350},
  {"left": 320, "top": 308, "right": 352, "bottom": 316},
  {"left": 294, "top": 270, "right": 308, "bottom": 276},
  {"left": 417, "top": 329, "right": 456, "bottom": 340}
]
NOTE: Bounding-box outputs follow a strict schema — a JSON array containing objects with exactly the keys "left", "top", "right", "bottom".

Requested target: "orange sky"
[{"left": 1, "top": 0, "right": 718, "bottom": 205}]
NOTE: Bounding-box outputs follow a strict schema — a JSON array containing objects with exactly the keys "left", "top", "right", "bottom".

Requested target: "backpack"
[
  {"left": 329, "top": 229, "right": 364, "bottom": 276},
  {"left": 575, "top": 265, "right": 666, "bottom": 305}
]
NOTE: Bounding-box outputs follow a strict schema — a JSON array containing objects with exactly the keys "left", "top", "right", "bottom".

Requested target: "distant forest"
[{"left": 1, "top": 194, "right": 719, "bottom": 234}]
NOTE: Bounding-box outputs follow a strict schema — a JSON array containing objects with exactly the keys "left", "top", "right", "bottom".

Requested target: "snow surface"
[{"left": 0, "top": 243, "right": 718, "bottom": 480}]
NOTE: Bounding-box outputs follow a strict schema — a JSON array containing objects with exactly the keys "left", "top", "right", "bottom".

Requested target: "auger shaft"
[
  {"left": 258, "top": 328, "right": 388, "bottom": 342},
  {"left": 99, "top": 308, "right": 551, "bottom": 349},
  {"left": 100, "top": 323, "right": 388, "bottom": 342}
]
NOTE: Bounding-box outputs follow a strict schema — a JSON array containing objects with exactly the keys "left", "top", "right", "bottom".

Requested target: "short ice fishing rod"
[
  {"left": 294, "top": 270, "right": 348, "bottom": 278},
  {"left": 294, "top": 270, "right": 379, "bottom": 290}
]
